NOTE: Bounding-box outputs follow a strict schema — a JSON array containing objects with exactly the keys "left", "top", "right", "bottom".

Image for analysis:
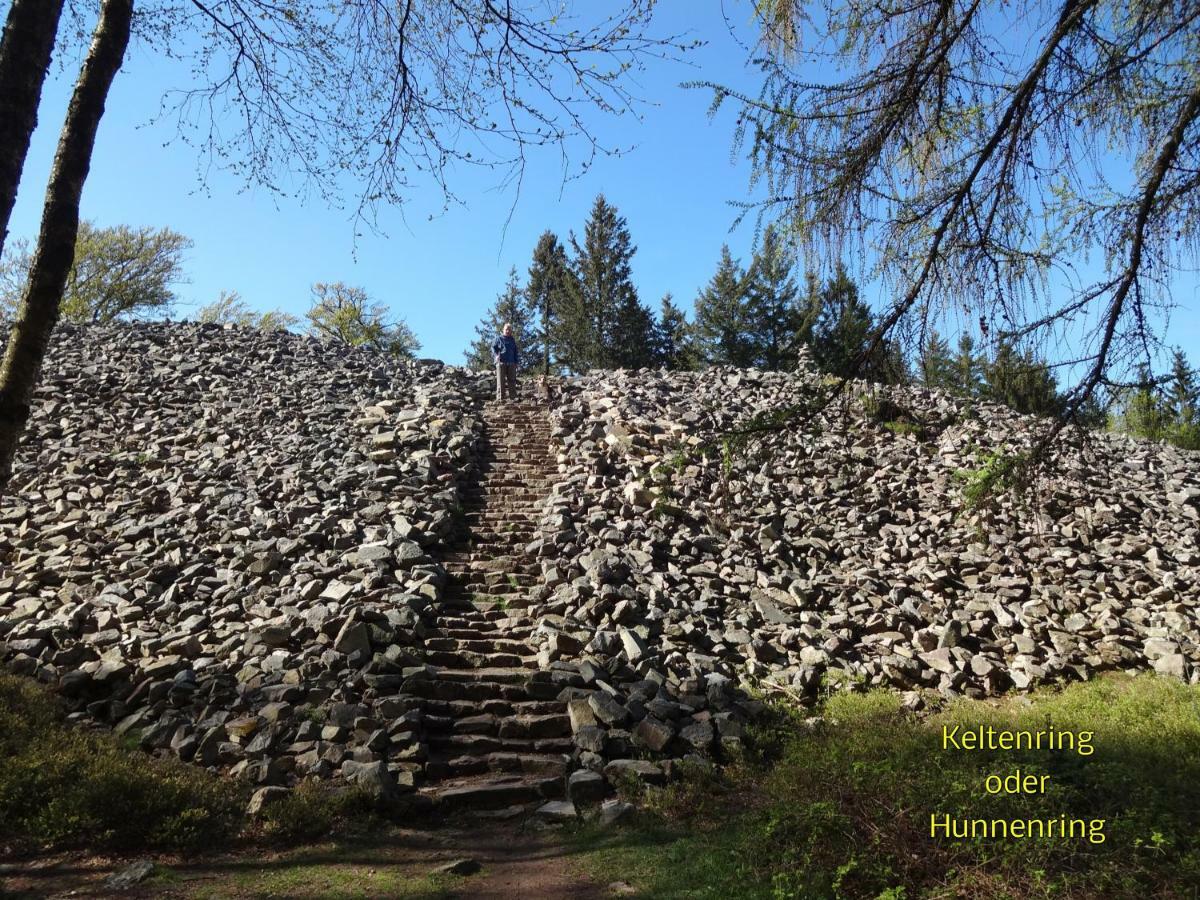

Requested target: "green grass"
[
  {"left": 257, "top": 780, "right": 385, "bottom": 844},
  {"left": 211, "top": 846, "right": 464, "bottom": 900},
  {"left": 570, "top": 674, "right": 1200, "bottom": 898},
  {"left": 883, "top": 420, "right": 924, "bottom": 438}
]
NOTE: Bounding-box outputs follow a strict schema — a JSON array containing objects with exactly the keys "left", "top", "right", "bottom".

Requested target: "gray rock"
[
  {"left": 104, "top": 859, "right": 156, "bottom": 890},
  {"left": 568, "top": 769, "right": 607, "bottom": 805},
  {"left": 534, "top": 799, "right": 578, "bottom": 823},
  {"left": 433, "top": 858, "right": 481, "bottom": 876},
  {"left": 603, "top": 759, "right": 665, "bottom": 786},
  {"left": 247, "top": 786, "right": 290, "bottom": 816},
  {"left": 634, "top": 716, "right": 675, "bottom": 752},
  {"left": 588, "top": 692, "right": 629, "bottom": 727},
  {"left": 597, "top": 798, "right": 635, "bottom": 827}
]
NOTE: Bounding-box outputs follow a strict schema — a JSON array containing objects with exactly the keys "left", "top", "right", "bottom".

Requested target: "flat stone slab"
[
  {"left": 534, "top": 799, "right": 578, "bottom": 823},
  {"left": 603, "top": 759, "right": 665, "bottom": 786}
]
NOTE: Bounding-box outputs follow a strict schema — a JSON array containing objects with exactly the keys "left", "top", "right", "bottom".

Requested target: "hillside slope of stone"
[
  {"left": 530, "top": 366, "right": 1199, "bottom": 719},
  {"left": 2, "top": 323, "right": 1198, "bottom": 814},
  {"left": 0, "top": 323, "right": 505, "bottom": 808}
]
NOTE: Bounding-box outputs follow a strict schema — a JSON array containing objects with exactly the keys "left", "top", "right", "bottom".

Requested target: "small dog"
[{"left": 535, "top": 374, "right": 557, "bottom": 404}]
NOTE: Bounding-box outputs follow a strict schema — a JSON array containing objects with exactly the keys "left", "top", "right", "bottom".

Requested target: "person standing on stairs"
[{"left": 492, "top": 322, "right": 520, "bottom": 402}]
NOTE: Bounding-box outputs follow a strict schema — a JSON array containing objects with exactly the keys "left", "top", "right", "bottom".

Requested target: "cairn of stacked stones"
[{"left": 2, "top": 323, "right": 1198, "bottom": 820}]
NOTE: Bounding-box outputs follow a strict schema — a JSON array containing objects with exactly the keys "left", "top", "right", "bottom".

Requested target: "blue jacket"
[{"left": 493, "top": 334, "right": 519, "bottom": 364}]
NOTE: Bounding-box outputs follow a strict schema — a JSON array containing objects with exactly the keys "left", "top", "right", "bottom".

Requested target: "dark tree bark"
[
  {"left": 0, "top": 0, "right": 133, "bottom": 493},
  {"left": 0, "top": 0, "right": 66, "bottom": 260}
]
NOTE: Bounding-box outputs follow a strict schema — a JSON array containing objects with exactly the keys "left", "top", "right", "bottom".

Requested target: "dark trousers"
[{"left": 496, "top": 362, "right": 517, "bottom": 400}]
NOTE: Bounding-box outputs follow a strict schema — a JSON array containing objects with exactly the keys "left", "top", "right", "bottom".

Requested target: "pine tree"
[
  {"left": 526, "top": 231, "right": 571, "bottom": 375},
  {"left": 611, "top": 292, "right": 659, "bottom": 369},
  {"left": 920, "top": 331, "right": 956, "bottom": 390},
  {"left": 693, "top": 245, "right": 754, "bottom": 367},
  {"left": 801, "top": 264, "right": 906, "bottom": 384},
  {"left": 810, "top": 263, "right": 872, "bottom": 378},
  {"left": 953, "top": 334, "right": 985, "bottom": 397},
  {"left": 654, "top": 293, "right": 697, "bottom": 370},
  {"left": 1114, "top": 365, "right": 1169, "bottom": 440},
  {"left": 1165, "top": 349, "right": 1200, "bottom": 449},
  {"left": 745, "top": 225, "right": 801, "bottom": 370},
  {"left": 465, "top": 267, "right": 537, "bottom": 371},
  {"left": 983, "top": 342, "right": 1062, "bottom": 417},
  {"left": 557, "top": 195, "right": 645, "bottom": 371},
  {"left": 1167, "top": 347, "right": 1199, "bottom": 425}
]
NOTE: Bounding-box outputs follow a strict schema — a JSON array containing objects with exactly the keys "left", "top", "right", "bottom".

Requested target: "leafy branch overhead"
[
  {"left": 693, "top": 0, "right": 1200, "bottom": 434},
  {"left": 133, "top": 1, "right": 697, "bottom": 223}
]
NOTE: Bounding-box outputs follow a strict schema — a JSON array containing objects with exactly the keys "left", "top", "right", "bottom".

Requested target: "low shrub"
[
  {"left": 258, "top": 781, "right": 381, "bottom": 844},
  {"left": 0, "top": 675, "right": 245, "bottom": 854}
]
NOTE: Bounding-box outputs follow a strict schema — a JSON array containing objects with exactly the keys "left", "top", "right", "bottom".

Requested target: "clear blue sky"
[{"left": 7, "top": 1, "right": 1198, "bottom": 371}]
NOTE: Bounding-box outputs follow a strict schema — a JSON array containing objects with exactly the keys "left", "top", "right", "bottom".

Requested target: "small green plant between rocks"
[{"left": 955, "top": 449, "right": 1032, "bottom": 509}]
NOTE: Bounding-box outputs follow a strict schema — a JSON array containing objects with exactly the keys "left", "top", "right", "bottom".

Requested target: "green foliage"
[
  {"left": 464, "top": 267, "right": 539, "bottom": 371},
  {"left": 196, "top": 289, "right": 299, "bottom": 330},
  {"left": 701, "top": 0, "right": 1200, "bottom": 421},
  {"left": 1, "top": 222, "right": 190, "bottom": 323},
  {"left": 0, "top": 675, "right": 244, "bottom": 853},
  {"left": 1111, "top": 352, "right": 1200, "bottom": 451},
  {"left": 953, "top": 334, "right": 985, "bottom": 397},
  {"left": 573, "top": 674, "right": 1200, "bottom": 899},
  {"left": 955, "top": 449, "right": 1031, "bottom": 509},
  {"left": 654, "top": 293, "right": 699, "bottom": 371},
  {"left": 526, "top": 230, "right": 571, "bottom": 375},
  {"left": 805, "top": 264, "right": 906, "bottom": 384},
  {"left": 258, "top": 781, "right": 380, "bottom": 844},
  {"left": 883, "top": 420, "right": 922, "bottom": 437},
  {"left": 692, "top": 245, "right": 756, "bottom": 367},
  {"left": 744, "top": 224, "right": 803, "bottom": 371},
  {"left": 983, "top": 341, "right": 1063, "bottom": 418},
  {"left": 305, "top": 281, "right": 420, "bottom": 357},
  {"left": 556, "top": 194, "right": 655, "bottom": 371},
  {"left": 918, "top": 330, "right": 956, "bottom": 391}
]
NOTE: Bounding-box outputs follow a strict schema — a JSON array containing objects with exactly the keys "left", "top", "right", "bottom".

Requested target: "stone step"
[
  {"left": 425, "top": 774, "right": 564, "bottom": 812},
  {"left": 422, "top": 649, "right": 530, "bottom": 669},
  {"left": 425, "top": 751, "right": 570, "bottom": 781},
  {"left": 460, "top": 491, "right": 545, "bottom": 501},
  {"left": 422, "top": 712, "right": 569, "bottom": 740},
  {"left": 426, "top": 732, "right": 574, "bottom": 756},
  {"left": 443, "top": 573, "right": 534, "bottom": 586},
  {"left": 424, "top": 637, "right": 535, "bottom": 654},
  {"left": 421, "top": 711, "right": 565, "bottom": 736},
  {"left": 402, "top": 679, "right": 535, "bottom": 703},
  {"left": 424, "top": 713, "right": 500, "bottom": 735},
  {"left": 450, "top": 572, "right": 538, "bottom": 587},
  {"left": 431, "top": 627, "right": 535, "bottom": 641},
  {"left": 418, "top": 697, "right": 566, "bottom": 720},
  {"left": 440, "top": 552, "right": 539, "bottom": 566},
  {"left": 431, "top": 616, "right": 534, "bottom": 631},
  {"left": 435, "top": 667, "right": 535, "bottom": 685}
]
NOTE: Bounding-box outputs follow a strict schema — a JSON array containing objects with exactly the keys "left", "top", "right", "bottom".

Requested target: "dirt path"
[{"left": 0, "top": 823, "right": 618, "bottom": 899}]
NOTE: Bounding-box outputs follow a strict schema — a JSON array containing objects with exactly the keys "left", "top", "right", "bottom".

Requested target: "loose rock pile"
[
  {"left": 0, "top": 323, "right": 490, "bottom": 810},
  {"left": 3, "top": 323, "right": 1198, "bottom": 817},
  {"left": 527, "top": 365, "right": 1199, "bottom": 749}
]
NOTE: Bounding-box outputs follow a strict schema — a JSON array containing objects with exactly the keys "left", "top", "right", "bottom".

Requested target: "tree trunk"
[
  {"left": 0, "top": 0, "right": 133, "bottom": 494},
  {"left": 0, "top": 0, "right": 66, "bottom": 260}
]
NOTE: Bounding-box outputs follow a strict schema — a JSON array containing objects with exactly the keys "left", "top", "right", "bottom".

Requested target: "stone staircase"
[{"left": 417, "top": 398, "right": 573, "bottom": 816}]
